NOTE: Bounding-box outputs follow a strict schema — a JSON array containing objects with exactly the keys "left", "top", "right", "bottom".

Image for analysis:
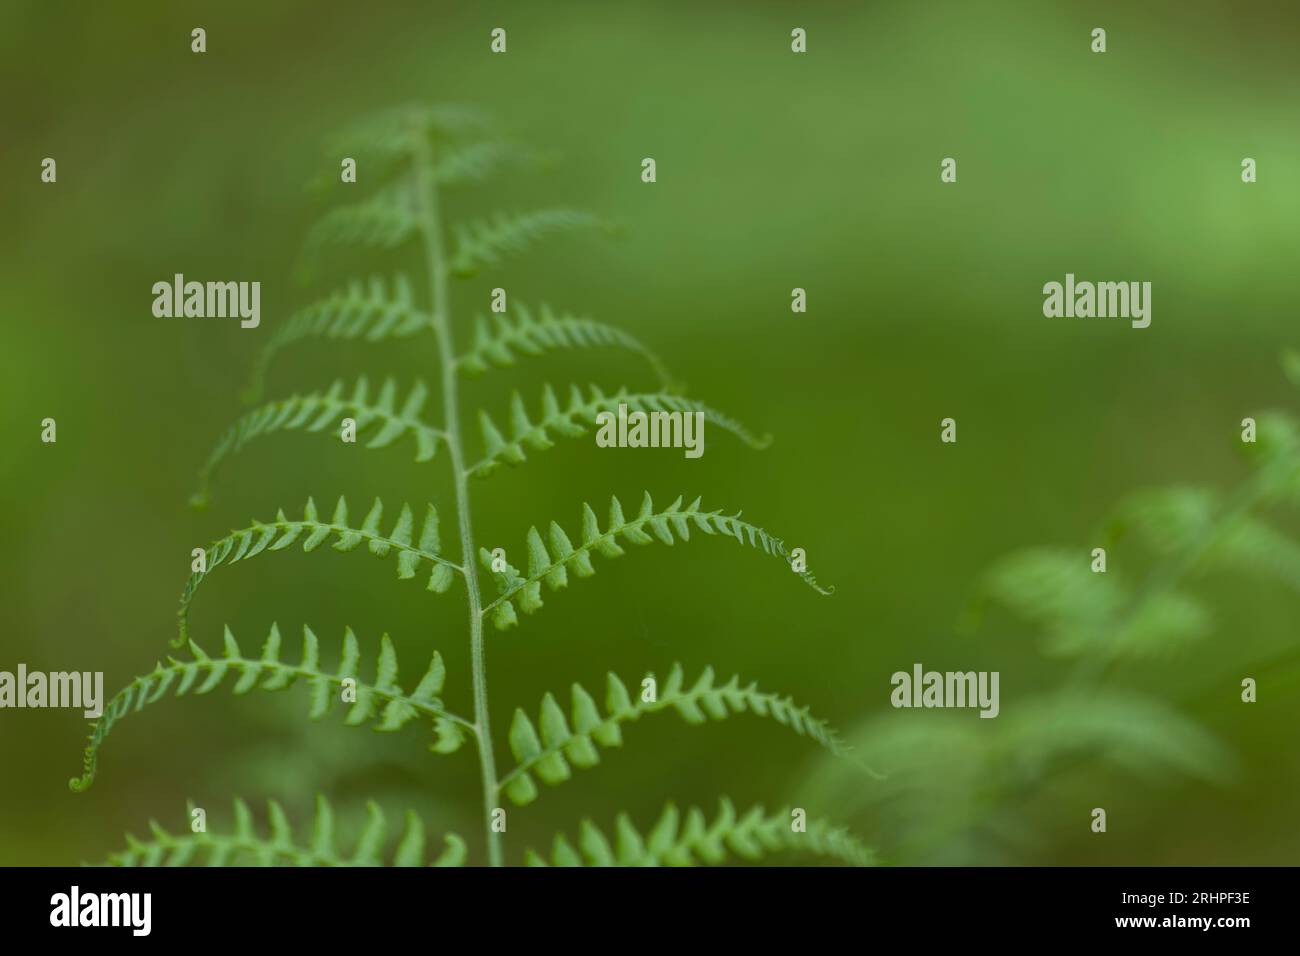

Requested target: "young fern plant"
[
  {"left": 973, "top": 356, "right": 1300, "bottom": 671},
  {"left": 72, "top": 103, "right": 867, "bottom": 868},
  {"left": 804, "top": 355, "right": 1300, "bottom": 864}
]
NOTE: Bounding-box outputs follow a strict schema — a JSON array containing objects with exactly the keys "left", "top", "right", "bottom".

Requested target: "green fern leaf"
[
  {"left": 468, "top": 384, "right": 772, "bottom": 477},
  {"left": 1244, "top": 411, "right": 1300, "bottom": 502},
  {"left": 1212, "top": 515, "right": 1300, "bottom": 594},
  {"left": 449, "top": 209, "right": 604, "bottom": 277},
  {"left": 328, "top": 103, "right": 497, "bottom": 167},
  {"left": 1079, "top": 591, "right": 1211, "bottom": 658},
  {"left": 243, "top": 275, "right": 429, "bottom": 403},
  {"left": 481, "top": 492, "right": 831, "bottom": 629},
  {"left": 71, "top": 624, "right": 467, "bottom": 792},
  {"left": 499, "top": 663, "right": 846, "bottom": 805},
  {"left": 454, "top": 302, "right": 674, "bottom": 387},
  {"left": 982, "top": 548, "right": 1124, "bottom": 629},
  {"left": 192, "top": 378, "right": 443, "bottom": 507},
  {"left": 101, "top": 796, "right": 466, "bottom": 866},
  {"left": 177, "top": 497, "right": 458, "bottom": 644},
  {"left": 802, "top": 689, "right": 1231, "bottom": 864},
  {"left": 306, "top": 182, "right": 417, "bottom": 251},
  {"left": 1112, "top": 486, "right": 1300, "bottom": 595},
  {"left": 433, "top": 139, "right": 542, "bottom": 188},
  {"left": 979, "top": 548, "right": 1209, "bottom": 658},
  {"left": 311, "top": 105, "right": 506, "bottom": 204},
  {"left": 525, "top": 799, "right": 873, "bottom": 867},
  {"left": 999, "top": 691, "right": 1235, "bottom": 785},
  {"left": 1110, "top": 486, "right": 1219, "bottom": 555}
]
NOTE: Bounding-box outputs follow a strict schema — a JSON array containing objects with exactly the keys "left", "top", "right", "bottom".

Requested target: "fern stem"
[{"left": 411, "top": 128, "right": 504, "bottom": 866}]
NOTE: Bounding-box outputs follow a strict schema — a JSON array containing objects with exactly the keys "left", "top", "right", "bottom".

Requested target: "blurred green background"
[{"left": 2, "top": 0, "right": 1297, "bottom": 865}]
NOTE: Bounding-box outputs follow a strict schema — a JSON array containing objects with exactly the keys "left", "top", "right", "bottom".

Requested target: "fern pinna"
[{"left": 71, "top": 104, "right": 868, "bottom": 867}]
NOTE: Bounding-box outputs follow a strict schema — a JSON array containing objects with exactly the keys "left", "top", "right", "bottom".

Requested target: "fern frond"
[
  {"left": 102, "top": 796, "right": 466, "bottom": 866},
  {"left": 455, "top": 302, "right": 674, "bottom": 387},
  {"left": 192, "top": 377, "right": 443, "bottom": 507},
  {"left": 243, "top": 275, "right": 430, "bottom": 403},
  {"left": 306, "top": 182, "right": 417, "bottom": 251},
  {"left": 982, "top": 548, "right": 1124, "bottom": 629},
  {"left": 1110, "top": 486, "right": 1218, "bottom": 555},
  {"left": 72, "top": 624, "right": 468, "bottom": 792},
  {"left": 329, "top": 103, "right": 497, "bottom": 163},
  {"left": 480, "top": 492, "right": 832, "bottom": 630},
  {"left": 449, "top": 209, "right": 604, "bottom": 277},
  {"left": 802, "top": 689, "right": 1231, "bottom": 864},
  {"left": 433, "top": 139, "right": 542, "bottom": 188},
  {"left": 1243, "top": 411, "right": 1300, "bottom": 504},
  {"left": 1112, "top": 485, "right": 1300, "bottom": 594},
  {"left": 317, "top": 105, "right": 504, "bottom": 195},
  {"left": 468, "top": 384, "right": 771, "bottom": 477},
  {"left": 1212, "top": 515, "right": 1300, "bottom": 594},
  {"left": 979, "top": 548, "right": 1209, "bottom": 658},
  {"left": 525, "top": 798, "right": 873, "bottom": 867},
  {"left": 997, "top": 690, "right": 1234, "bottom": 785},
  {"left": 178, "top": 497, "right": 459, "bottom": 644},
  {"left": 498, "top": 663, "right": 845, "bottom": 805}
]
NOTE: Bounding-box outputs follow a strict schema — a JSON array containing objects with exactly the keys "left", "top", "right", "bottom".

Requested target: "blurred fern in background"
[{"left": 802, "top": 355, "right": 1300, "bottom": 864}]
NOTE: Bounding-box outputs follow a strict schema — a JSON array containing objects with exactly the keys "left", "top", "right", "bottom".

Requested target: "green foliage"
[
  {"left": 75, "top": 103, "right": 864, "bottom": 869},
  {"left": 432, "top": 139, "right": 543, "bottom": 188},
  {"left": 455, "top": 301, "right": 674, "bottom": 387},
  {"left": 480, "top": 491, "right": 832, "bottom": 630},
  {"left": 500, "top": 663, "right": 845, "bottom": 805},
  {"left": 977, "top": 547, "right": 1210, "bottom": 658},
  {"left": 999, "top": 691, "right": 1232, "bottom": 784},
  {"left": 469, "top": 384, "right": 771, "bottom": 477},
  {"left": 976, "top": 402, "right": 1300, "bottom": 661},
  {"left": 73, "top": 624, "right": 467, "bottom": 792},
  {"left": 244, "top": 275, "right": 430, "bottom": 403},
  {"left": 1244, "top": 410, "right": 1300, "bottom": 503},
  {"left": 193, "top": 377, "right": 442, "bottom": 507},
  {"left": 326, "top": 103, "right": 497, "bottom": 174},
  {"left": 1112, "top": 485, "right": 1300, "bottom": 596},
  {"left": 802, "top": 690, "right": 1230, "bottom": 865},
  {"left": 814, "top": 357, "right": 1300, "bottom": 864},
  {"left": 177, "top": 497, "right": 458, "bottom": 643},
  {"left": 306, "top": 182, "right": 416, "bottom": 251},
  {"left": 525, "top": 799, "right": 874, "bottom": 867},
  {"left": 449, "top": 209, "right": 605, "bottom": 276},
  {"left": 102, "top": 796, "right": 466, "bottom": 867}
]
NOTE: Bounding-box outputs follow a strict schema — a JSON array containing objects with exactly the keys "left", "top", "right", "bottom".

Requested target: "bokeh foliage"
[{"left": 2, "top": 0, "right": 1298, "bottom": 865}]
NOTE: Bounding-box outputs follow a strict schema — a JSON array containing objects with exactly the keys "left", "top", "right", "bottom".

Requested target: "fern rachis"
[{"left": 404, "top": 120, "right": 511, "bottom": 867}]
